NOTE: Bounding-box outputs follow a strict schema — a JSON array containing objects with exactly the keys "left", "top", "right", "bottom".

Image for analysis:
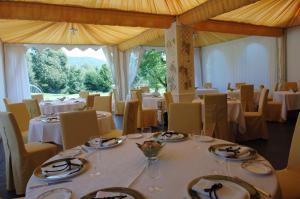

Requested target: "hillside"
[{"left": 67, "top": 56, "right": 106, "bottom": 67}]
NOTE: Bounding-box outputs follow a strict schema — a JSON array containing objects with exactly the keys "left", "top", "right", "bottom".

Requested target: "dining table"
[
  {"left": 25, "top": 133, "right": 281, "bottom": 199},
  {"left": 196, "top": 88, "right": 219, "bottom": 95},
  {"left": 39, "top": 98, "right": 86, "bottom": 115},
  {"left": 28, "top": 111, "right": 115, "bottom": 145},
  {"left": 192, "top": 98, "right": 246, "bottom": 133},
  {"left": 272, "top": 91, "right": 300, "bottom": 121}
]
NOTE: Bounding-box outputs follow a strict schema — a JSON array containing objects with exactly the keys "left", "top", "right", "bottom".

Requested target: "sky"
[{"left": 62, "top": 48, "right": 106, "bottom": 61}]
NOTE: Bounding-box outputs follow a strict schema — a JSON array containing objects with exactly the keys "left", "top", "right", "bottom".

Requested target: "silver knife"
[{"left": 29, "top": 180, "right": 72, "bottom": 189}]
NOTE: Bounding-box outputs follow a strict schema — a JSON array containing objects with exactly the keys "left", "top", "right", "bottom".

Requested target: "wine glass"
[
  {"left": 88, "top": 136, "right": 102, "bottom": 177},
  {"left": 147, "top": 159, "right": 162, "bottom": 192}
]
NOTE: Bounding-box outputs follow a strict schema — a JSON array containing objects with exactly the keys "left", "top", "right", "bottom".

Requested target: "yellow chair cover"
[
  {"left": 113, "top": 88, "right": 125, "bottom": 115},
  {"left": 204, "top": 94, "right": 233, "bottom": 141},
  {"left": 286, "top": 82, "right": 298, "bottom": 92},
  {"left": 168, "top": 103, "right": 202, "bottom": 134},
  {"left": 23, "top": 99, "right": 41, "bottom": 118},
  {"left": 3, "top": 98, "right": 12, "bottom": 111},
  {"left": 130, "top": 89, "right": 141, "bottom": 100},
  {"left": 163, "top": 92, "right": 174, "bottom": 112},
  {"left": 266, "top": 101, "right": 282, "bottom": 122},
  {"left": 60, "top": 110, "right": 99, "bottom": 150},
  {"left": 31, "top": 94, "right": 44, "bottom": 103},
  {"left": 240, "top": 84, "right": 255, "bottom": 112},
  {"left": 276, "top": 113, "right": 300, "bottom": 199},
  {"left": 79, "top": 90, "right": 89, "bottom": 98},
  {"left": 203, "top": 82, "right": 212, "bottom": 89},
  {"left": 94, "top": 95, "right": 112, "bottom": 113},
  {"left": 140, "top": 86, "right": 150, "bottom": 93},
  {"left": 235, "top": 82, "right": 246, "bottom": 89},
  {"left": 241, "top": 88, "right": 269, "bottom": 141},
  {"left": 86, "top": 94, "right": 100, "bottom": 108},
  {"left": 0, "top": 112, "right": 57, "bottom": 195}
]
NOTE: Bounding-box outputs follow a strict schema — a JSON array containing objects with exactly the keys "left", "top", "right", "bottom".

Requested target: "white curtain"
[
  {"left": 202, "top": 36, "right": 277, "bottom": 92},
  {"left": 194, "top": 47, "right": 202, "bottom": 88},
  {"left": 4, "top": 44, "right": 31, "bottom": 103},
  {"left": 0, "top": 40, "right": 6, "bottom": 111}
]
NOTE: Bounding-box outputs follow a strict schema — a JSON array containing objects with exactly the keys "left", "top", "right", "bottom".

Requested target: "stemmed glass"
[
  {"left": 88, "top": 136, "right": 102, "bottom": 177},
  {"left": 147, "top": 158, "right": 162, "bottom": 193}
]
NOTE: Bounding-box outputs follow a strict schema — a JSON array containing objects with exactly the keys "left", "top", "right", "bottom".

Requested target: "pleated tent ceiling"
[{"left": 0, "top": 0, "right": 299, "bottom": 50}]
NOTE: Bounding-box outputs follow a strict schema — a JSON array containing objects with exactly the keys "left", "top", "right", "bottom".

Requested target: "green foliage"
[
  {"left": 84, "top": 64, "right": 113, "bottom": 92},
  {"left": 66, "top": 66, "right": 84, "bottom": 94},
  {"left": 133, "top": 50, "right": 167, "bottom": 90}
]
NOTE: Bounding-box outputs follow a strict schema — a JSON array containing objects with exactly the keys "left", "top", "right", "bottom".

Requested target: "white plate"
[
  {"left": 37, "top": 188, "right": 72, "bottom": 199},
  {"left": 127, "top": 133, "right": 144, "bottom": 139},
  {"left": 194, "top": 135, "right": 214, "bottom": 142},
  {"left": 241, "top": 161, "right": 272, "bottom": 175}
]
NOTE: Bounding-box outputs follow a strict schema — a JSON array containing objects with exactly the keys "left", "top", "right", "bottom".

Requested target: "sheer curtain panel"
[{"left": 0, "top": 40, "right": 6, "bottom": 111}]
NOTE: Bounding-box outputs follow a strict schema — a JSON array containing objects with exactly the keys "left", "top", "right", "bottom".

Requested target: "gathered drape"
[
  {"left": 0, "top": 40, "right": 5, "bottom": 111},
  {"left": 4, "top": 44, "right": 31, "bottom": 103}
]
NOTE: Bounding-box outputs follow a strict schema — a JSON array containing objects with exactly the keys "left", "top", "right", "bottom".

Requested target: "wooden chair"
[
  {"left": 113, "top": 88, "right": 125, "bottom": 115},
  {"left": 23, "top": 99, "right": 41, "bottom": 118},
  {"left": 240, "top": 85, "right": 255, "bottom": 112},
  {"left": 0, "top": 112, "right": 57, "bottom": 195},
  {"left": 94, "top": 94, "right": 112, "bottom": 113},
  {"left": 79, "top": 90, "right": 89, "bottom": 98},
  {"left": 286, "top": 82, "right": 298, "bottom": 92},
  {"left": 60, "top": 110, "right": 99, "bottom": 150},
  {"left": 168, "top": 103, "right": 202, "bottom": 134},
  {"left": 276, "top": 113, "right": 300, "bottom": 199},
  {"left": 86, "top": 94, "right": 100, "bottom": 108},
  {"left": 163, "top": 92, "right": 174, "bottom": 113},
  {"left": 235, "top": 82, "right": 246, "bottom": 89},
  {"left": 31, "top": 94, "right": 44, "bottom": 103},
  {"left": 3, "top": 98, "right": 11, "bottom": 111}
]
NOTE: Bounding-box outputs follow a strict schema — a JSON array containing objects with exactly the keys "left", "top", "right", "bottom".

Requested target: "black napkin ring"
[{"left": 204, "top": 183, "right": 223, "bottom": 199}]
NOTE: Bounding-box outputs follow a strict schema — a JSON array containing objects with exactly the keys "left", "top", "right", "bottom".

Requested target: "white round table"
[
  {"left": 25, "top": 134, "right": 281, "bottom": 199},
  {"left": 273, "top": 91, "right": 300, "bottom": 121},
  {"left": 28, "top": 111, "right": 115, "bottom": 145},
  {"left": 39, "top": 98, "right": 86, "bottom": 115}
]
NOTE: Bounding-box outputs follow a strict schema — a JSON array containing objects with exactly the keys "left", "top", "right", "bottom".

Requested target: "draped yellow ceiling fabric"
[
  {"left": 0, "top": 19, "right": 148, "bottom": 45},
  {"left": 11, "top": 0, "right": 208, "bottom": 15},
  {"left": 214, "top": 0, "right": 300, "bottom": 28}
]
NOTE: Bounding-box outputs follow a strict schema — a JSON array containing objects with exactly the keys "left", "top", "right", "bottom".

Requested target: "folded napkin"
[
  {"left": 101, "top": 138, "right": 118, "bottom": 147},
  {"left": 97, "top": 112, "right": 106, "bottom": 118},
  {"left": 41, "top": 159, "right": 82, "bottom": 177},
  {"left": 159, "top": 132, "right": 184, "bottom": 140},
  {"left": 88, "top": 138, "right": 117, "bottom": 148},
  {"left": 192, "top": 179, "right": 248, "bottom": 199},
  {"left": 215, "top": 146, "right": 249, "bottom": 158},
  {"left": 96, "top": 191, "right": 133, "bottom": 199}
]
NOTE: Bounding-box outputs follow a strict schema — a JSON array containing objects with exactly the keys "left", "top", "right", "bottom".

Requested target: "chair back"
[
  {"left": 86, "top": 94, "right": 100, "bottom": 108},
  {"left": 130, "top": 89, "right": 141, "bottom": 100},
  {"left": 6, "top": 103, "right": 30, "bottom": 132},
  {"left": 204, "top": 94, "right": 233, "bottom": 141},
  {"left": 235, "top": 82, "right": 246, "bottom": 89},
  {"left": 60, "top": 110, "right": 99, "bottom": 150},
  {"left": 94, "top": 95, "right": 112, "bottom": 113},
  {"left": 3, "top": 98, "right": 12, "bottom": 110},
  {"left": 286, "top": 82, "right": 298, "bottom": 92},
  {"left": 122, "top": 101, "right": 139, "bottom": 135},
  {"left": 31, "top": 94, "right": 44, "bottom": 103},
  {"left": 168, "top": 103, "right": 202, "bottom": 134},
  {"left": 258, "top": 88, "right": 269, "bottom": 116},
  {"left": 164, "top": 92, "right": 174, "bottom": 112},
  {"left": 287, "top": 113, "right": 300, "bottom": 172},
  {"left": 240, "top": 85, "right": 255, "bottom": 112},
  {"left": 23, "top": 99, "right": 41, "bottom": 118},
  {"left": 140, "top": 86, "right": 150, "bottom": 93},
  {"left": 203, "top": 82, "right": 212, "bottom": 89},
  {"left": 79, "top": 90, "right": 89, "bottom": 98}
]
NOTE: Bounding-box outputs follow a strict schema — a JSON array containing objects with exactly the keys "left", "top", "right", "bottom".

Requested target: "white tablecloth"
[
  {"left": 273, "top": 91, "right": 300, "bottom": 120},
  {"left": 26, "top": 134, "right": 280, "bottom": 199},
  {"left": 28, "top": 111, "right": 115, "bottom": 145},
  {"left": 196, "top": 88, "right": 219, "bottom": 95},
  {"left": 39, "top": 98, "right": 86, "bottom": 115},
  {"left": 227, "top": 90, "right": 260, "bottom": 104},
  {"left": 193, "top": 98, "right": 246, "bottom": 133},
  {"left": 142, "top": 96, "right": 165, "bottom": 110}
]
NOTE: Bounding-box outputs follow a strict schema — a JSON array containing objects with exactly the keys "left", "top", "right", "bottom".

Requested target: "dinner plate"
[
  {"left": 153, "top": 132, "right": 188, "bottom": 142},
  {"left": 37, "top": 188, "right": 72, "bottom": 199},
  {"left": 188, "top": 175, "right": 260, "bottom": 199},
  {"left": 34, "top": 158, "right": 88, "bottom": 181},
  {"left": 209, "top": 144, "right": 257, "bottom": 161},
  {"left": 80, "top": 187, "right": 145, "bottom": 199},
  {"left": 84, "top": 136, "right": 126, "bottom": 149},
  {"left": 241, "top": 160, "right": 272, "bottom": 175},
  {"left": 127, "top": 133, "right": 144, "bottom": 139}
]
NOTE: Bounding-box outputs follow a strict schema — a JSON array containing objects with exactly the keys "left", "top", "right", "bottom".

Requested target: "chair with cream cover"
[
  {"left": 104, "top": 101, "right": 139, "bottom": 138},
  {"left": 31, "top": 94, "right": 44, "bottom": 103},
  {"left": 276, "top": 113, "right": 300, "bottom": 199},
  {"left": 164, "top": 92, "right": 174, "bottom": 112},
  {"left": 203, "top": 82, "right": 212, "bottom": 89},
  {"left": 79, "top": 90, "right": 89, "bottom": 98},
  {"left": 113, "top": 88, "right": 125, "bottom": 115},
  {"left": 134, "top": 90, "right": 157, "bottom": 129},
  {"left": 23, "top": 99, "right": 41, "bottom": 118},
  {"left": 86, "top": 94, "right": 100, "bottom": 108},
  {"left": 94, "top": 94, "right": 112, "bottom": 113},
  {"left": 235, "top": 82, "right": 246, "bottom": 89},
  {"left": 204, "top": 94, "right": 233, "bottom": 141},
  {"left": 140, "top": 86, "right": 150, "bottom": 93},
  {"left": 286, "top": 82, "right": 298, "bottom": 92},
  {"left": 60, "top": 110, "right": 99, "bottom": 150},
  {"left": 3, "top": 98, "right": 12, "bottom": 110},
  {"left": 240, "top": 88, "right": 269, "bottom": 141},
  {"left": 168, "top": 103, "right": 202, "bottom": 134},
  {"left": 0, "top": 112, "right": 57, "bottom": 195},
  {"left": 6, "top": 103, "right": 30, "bottom": 142},
  {"left": 240, "top": 85, "right": 255, "bottom": 112}
]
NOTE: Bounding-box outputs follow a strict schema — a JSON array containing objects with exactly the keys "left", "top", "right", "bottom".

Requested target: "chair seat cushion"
[
  {"left": 276, "top": 169, "right": 300, "bottom": 199},
  {"left": 25, "top": 142, "right": 58, "bottom": 166}
]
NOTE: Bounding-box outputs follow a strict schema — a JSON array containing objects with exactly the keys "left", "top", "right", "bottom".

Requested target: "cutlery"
[{"left": 29, "top": 179, "right": 72, "bottom": 189}]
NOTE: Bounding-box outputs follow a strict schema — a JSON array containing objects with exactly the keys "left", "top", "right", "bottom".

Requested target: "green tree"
[
  {"left": 133, "top": 50, "right": 167, "bottom": 90},
  {"left": 98, "top": 64, "right": 113, "bottom": 92},
  {"left": 66, "top": 65, "right": 84, "bottom": 94}
]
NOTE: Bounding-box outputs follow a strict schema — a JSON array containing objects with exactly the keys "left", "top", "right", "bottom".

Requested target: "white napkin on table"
[
  {"left": 159, "top": 133, "right": 184, "bottom": 140},
  {"left": 192, "top": 179, "right": 248, "bottom": 199},
  {"left": 96, "top": 191, "right": 133, "bottom": 199},
  {"left": 215, "top": 146, "right": 250, "bottom": 158}
]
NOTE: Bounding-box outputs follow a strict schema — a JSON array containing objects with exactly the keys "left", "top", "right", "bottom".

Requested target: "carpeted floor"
[{"left": 0, "top": 114, "right": 297, "bottom": 198}]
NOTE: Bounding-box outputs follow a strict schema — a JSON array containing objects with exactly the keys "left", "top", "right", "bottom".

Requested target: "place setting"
[
  {"left": 84, "top": 136, "right": 126, "bottom": 150},
  {"left": 80, "top": 187, "right": 145, "bottom": 199},
  {"left": 153, "top": 131, "right": 188, "bottom": 142}
]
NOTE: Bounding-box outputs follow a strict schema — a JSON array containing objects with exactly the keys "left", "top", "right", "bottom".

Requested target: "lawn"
[{"left": 32, "top": 92, "right": 111, "bottom": 101}]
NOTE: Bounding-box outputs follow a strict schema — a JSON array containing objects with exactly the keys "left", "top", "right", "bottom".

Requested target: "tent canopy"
[{"left": 0, "top": 0, "right": 298, "bottom": 50}]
